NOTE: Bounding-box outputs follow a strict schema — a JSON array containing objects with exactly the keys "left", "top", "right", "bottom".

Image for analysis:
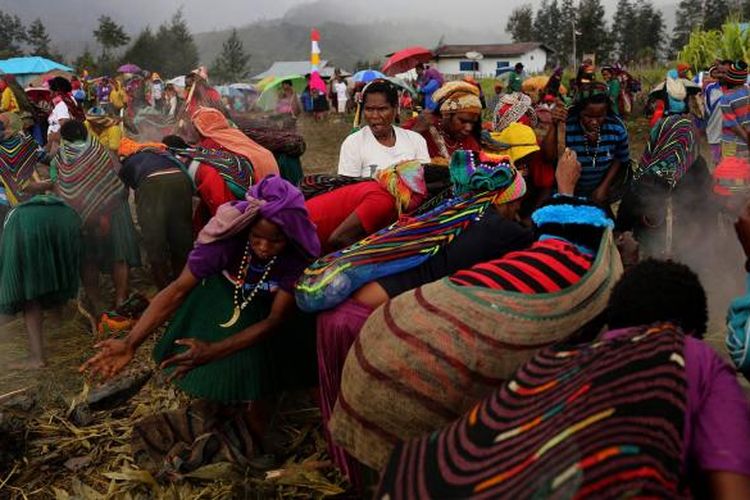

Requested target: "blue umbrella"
[{"left": 352, "top": 69, "right": 385, "bottom": 83}]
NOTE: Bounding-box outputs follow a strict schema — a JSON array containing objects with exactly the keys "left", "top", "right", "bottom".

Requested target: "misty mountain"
[
  {"left": 194, "top": 19, "right": 494, "bottom": 75},
  {"left": 194, "top": 0, "right": 678, "bottom": 76},
  {"left": 0, "top": 0, "right": 679, "bottom": 71}
]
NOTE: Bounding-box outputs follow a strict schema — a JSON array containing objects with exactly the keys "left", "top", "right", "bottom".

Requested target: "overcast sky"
[{"left": 2, "top": 0, "right": 677, "bottom": 34}]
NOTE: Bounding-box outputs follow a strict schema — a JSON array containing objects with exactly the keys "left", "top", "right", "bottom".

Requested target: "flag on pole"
[{"left": 310, "top": 28, "right": 326, "bottom": 93}]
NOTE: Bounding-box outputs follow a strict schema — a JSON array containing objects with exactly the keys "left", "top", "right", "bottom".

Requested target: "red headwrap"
[{"left": 714, "top": 157, "right": 750, "bottom": 196}]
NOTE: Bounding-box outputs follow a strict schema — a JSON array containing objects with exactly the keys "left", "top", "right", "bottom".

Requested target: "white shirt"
[
  {"left": 48, "top": 100, "right": 70, "bottom": 135},
  {"left": 334, "top": 81, "right": 348, "bottom": 101},
  {"left": 337, "top": 126, "right": 431, "bottom": 177}
]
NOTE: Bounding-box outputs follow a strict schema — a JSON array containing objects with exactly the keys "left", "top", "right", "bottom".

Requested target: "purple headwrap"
[{"left": 197, "top": 175, "right": 321, "bottom": 258}]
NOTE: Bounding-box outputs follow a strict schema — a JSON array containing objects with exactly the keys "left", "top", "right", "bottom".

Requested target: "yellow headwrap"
[
  {"left": 433, "top": 81, "right": 482, "bottom": 115},
  {"left": 487, "top": 123, "right": 540, "bottom": 163}
]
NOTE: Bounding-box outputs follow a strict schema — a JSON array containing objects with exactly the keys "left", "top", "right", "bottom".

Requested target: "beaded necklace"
[
  {"left": 582, "top": 125, "right": 602, "bottom": 171},
  {"left": 219, "top": 240, "right": 277, "bottom": 328}
]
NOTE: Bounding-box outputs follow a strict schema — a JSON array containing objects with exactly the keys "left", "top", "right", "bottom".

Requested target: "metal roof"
[{"left": 433, "top": 43, "right": 555, "bottom": 59}]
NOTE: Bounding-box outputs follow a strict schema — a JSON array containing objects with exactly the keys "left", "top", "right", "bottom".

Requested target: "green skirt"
[
  {"left": 276, "top": 153, "right": 303, "bottom": 186},
  {"left": 153, "top": 275, "right": 317, "bottom": 403},
  {"left": 0, "top": 195, "right": 82, "bottom": 315},
  {"left": 83, "top": 198, "right": 142, "bottom": 271}
]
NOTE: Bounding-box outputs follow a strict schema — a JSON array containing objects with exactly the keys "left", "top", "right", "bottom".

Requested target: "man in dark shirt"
[{"left": 119, "top": 149, "right": 193, "bottom": 289}]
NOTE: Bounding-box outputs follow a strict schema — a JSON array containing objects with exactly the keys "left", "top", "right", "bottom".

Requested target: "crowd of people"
[{"left": 0, "top": 54, "right": 749, "bottom": 497}]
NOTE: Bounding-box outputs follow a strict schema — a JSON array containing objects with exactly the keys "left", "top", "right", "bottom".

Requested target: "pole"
[{"left": 572, "top": 20, "right": 577, "bottom": 69}]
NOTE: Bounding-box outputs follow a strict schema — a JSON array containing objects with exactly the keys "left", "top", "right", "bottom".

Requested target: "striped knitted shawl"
[
  {"left": 53, "top": 136, "right": 125, "bottom": 224},
  {"left": 0, "top": 134, "right": 40, "bottom": 206},
  {"left": 638, "top": 115, "right": 698, "bottom": 189},
  {"left": 330, "top": 230, "right": 623, "bottom": 470},
  {"left": 295, "top": 190, "right": 500, "bottom": 313},
  {"left": 377, "top": 323, "right": 687, "bottom": 499},
  {"left": 299, "top": 174, "right": 364, "bottom": 199},
  {"left": 173, "top": 147, "right": 254, "bottom": 198}
]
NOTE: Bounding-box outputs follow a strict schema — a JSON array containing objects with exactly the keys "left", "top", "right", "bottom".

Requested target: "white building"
[{"left": 431, "top": 42, "right": 555, "bottom": 77}]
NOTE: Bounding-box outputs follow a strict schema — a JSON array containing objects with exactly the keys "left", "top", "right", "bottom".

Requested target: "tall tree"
[
  {"left": 634, "top": 0, "right": 665, "bottom": 62},
  {"left": 122, "top": 27, "right": 160, "bottom": 72},
  {"left": 506, "top": 4, "right": 535, "bottom": 43},
  {"left": 93, "top": 15, "right": 130, "bottom": 61},
  {"left": 27, "top": 18, "right": 52, "bottom": 57},
  {"left": 576, "top": 0, "right": 613, "bottom": 63},
  {"left": 533, "top": 0, "right": 552, "bottom": 42},
  {"left": 671, "top": 0, "right": 703, "bottom": 56},
  {"left": 155, "top": 9, "right": 199, "bottom": 77},
  {"left": 534, "top": 0, "right": 562, "bottom": 64},
  {"left": 0, "top": 11, "right": 26, "bottom": 58},
  {"left": 613, "top": 0, "right": 637, "bottom": 62},
  {"left": 558, "top": 0, "right": 577, "bottom": 66},
  {"left": 704, "top": 0, "right": 731, "bottom": 30},
  {"left": 211, "top": 29, "right": 251, "bottom": 83},
  {"left": 74, "top": 47, "right": 98, "bottom": 75}
]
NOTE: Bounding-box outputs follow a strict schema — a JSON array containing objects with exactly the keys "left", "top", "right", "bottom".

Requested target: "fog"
[{"left": 1, "top": 0, "right": 678, "bottom": 36}]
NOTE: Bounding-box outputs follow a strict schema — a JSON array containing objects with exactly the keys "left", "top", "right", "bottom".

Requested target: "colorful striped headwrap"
[
  {"left": 637, "top": 115, "right": 698, "bottom": 189},
  {"left": 53, "top": 136, "right": 125, "bottom": 224},
  {"left": 171, "top": 146, "right": 255, "bottom": 198},
  {"left": 374, "top": 160, "right": 427, "bottom": 214},
  {"left": 0, "top": 133, "right": 42, "bottom": 206},
  {"left": 295, "top": 152, "right": 522, "bottom": 312},
  {"left": 493, "top": 92, "right": 538, "bottom": 132},
  {"left": 725, "top": 60, "right": 748, "bottom": 86}
]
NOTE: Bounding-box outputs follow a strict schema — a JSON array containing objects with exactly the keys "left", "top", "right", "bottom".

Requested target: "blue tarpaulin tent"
[{"left": 0, "top": 56, "right": 73, "bottom": 87}]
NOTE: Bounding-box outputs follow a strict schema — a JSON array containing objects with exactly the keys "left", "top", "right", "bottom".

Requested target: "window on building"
[
  {"left": 497, "top": 61, "right": 510, "bottom": 68},
  {"left": 459, "top": 60, "right": 479, "bottom": 72}
]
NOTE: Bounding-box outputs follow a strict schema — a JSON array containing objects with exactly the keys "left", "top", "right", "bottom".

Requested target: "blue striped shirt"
[{"left": 566, "top": 116, "right": 630, "bottom": 197}]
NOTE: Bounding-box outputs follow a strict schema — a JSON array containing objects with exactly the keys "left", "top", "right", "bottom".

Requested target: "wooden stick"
[
  {"left": 178, "top": 81, "right": 197, "bottom": 129},
  {"left": 556, "top": 120, "right": 566, "bottom": 159},
  {"left": 0, "top": 387, "right": 29, "bottom": 404}
]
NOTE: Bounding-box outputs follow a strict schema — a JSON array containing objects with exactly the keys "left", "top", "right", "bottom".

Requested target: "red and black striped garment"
[
  {"left": 376, "top": 323, "right": 688, "bottom": 499},
  {"left": 449, "top": 238, "right": 594, "bottom": 292}
]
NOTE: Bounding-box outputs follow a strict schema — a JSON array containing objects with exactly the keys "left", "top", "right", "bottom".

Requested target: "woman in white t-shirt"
[
  {"left": 338, "top": 80, "right": 430, "bottom": 177},
  {"left": 47, "top": 76, "right": 81, "bottom": 154}
]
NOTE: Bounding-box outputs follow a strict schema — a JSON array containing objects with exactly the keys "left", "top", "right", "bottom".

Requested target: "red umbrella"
[{"left": 381, "top": 46, "right": 433, "bottom": 76}]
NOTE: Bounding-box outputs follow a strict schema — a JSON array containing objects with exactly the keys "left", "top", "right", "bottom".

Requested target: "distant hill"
[
  {"left": 194, "top": 1, "right": 680, "bottom": 78},
  {"left": 194, "top": 19, "right": 493, "bottom": 76}
]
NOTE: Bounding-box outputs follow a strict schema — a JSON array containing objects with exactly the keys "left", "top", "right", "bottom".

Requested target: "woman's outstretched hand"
[
  {"left": 159, "top": 339, "right": 219, "bottom": 383},
  {"left": 79, "top": 339, "right": 135, "bottom": 381}
]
